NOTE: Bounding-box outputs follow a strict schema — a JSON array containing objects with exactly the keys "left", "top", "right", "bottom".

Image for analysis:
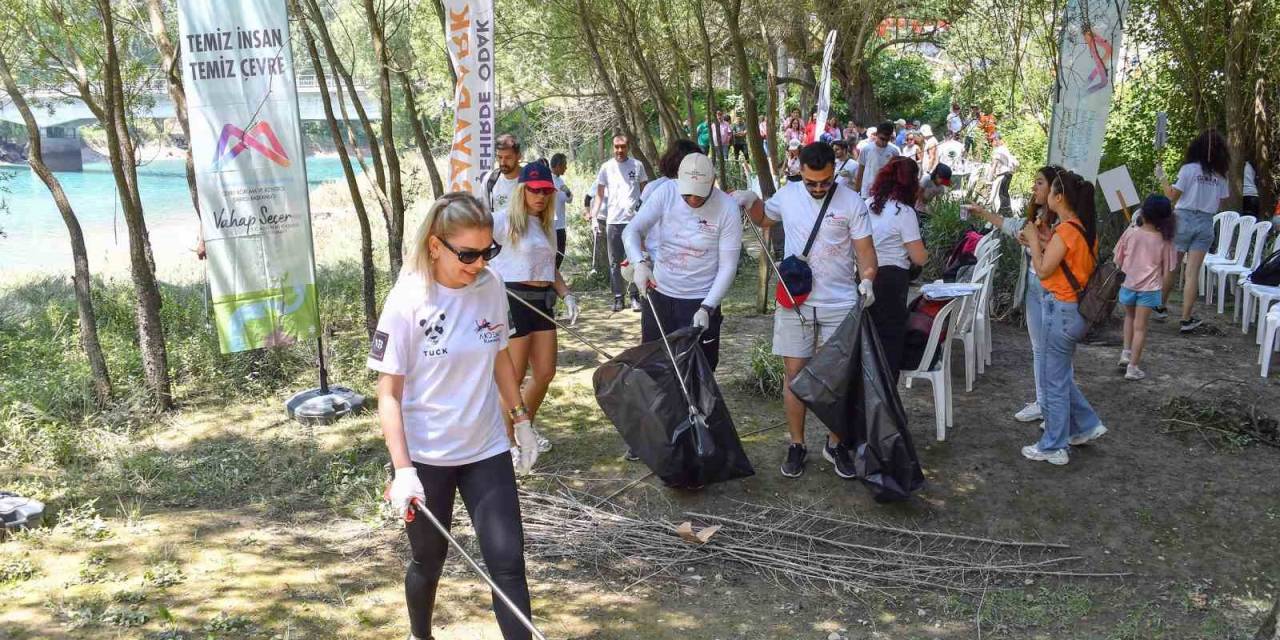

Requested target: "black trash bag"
[
  {"left": 789, "top": 304, "right": 925, "bottom": 502},
  {"left": 593, "top": 327, "right": 754, "bottom": 489}
]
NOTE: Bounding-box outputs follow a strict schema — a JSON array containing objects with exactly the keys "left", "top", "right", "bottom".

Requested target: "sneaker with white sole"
[
  {"left": 822, "top": 441, "right": 857, "bottom": 479},
  {"left": 1118, "top": 349, "right": 1132, "bottom": 367},
  {"left": 1152, "top": 306, "right": 1169, "bottom": 321},
  {"left": 1124, "top": 365, "right": 1146, "bottom": 381},
  {"left": 780, "top": 443, "right": 807, "bottom": 478},
  {"left": 1014, "top": 402, "right": 1042, "bottom": 422},
  {"left": 1180, "top": 317, "right": 1203, "bottom": 333},
  {"left": 1069, "top": 424, "right": 1108, "bottom": 446},
  {"left": 1021, "top": 444, "right": 1069, "bottom": 465}
]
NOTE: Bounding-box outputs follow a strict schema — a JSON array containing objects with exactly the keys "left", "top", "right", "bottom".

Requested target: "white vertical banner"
[
  {"left": 1046, "top": 0, "right": 1128, "bottom": 180},
  {"left": 444, "top": 0, "right": 496, "bottom": 193},
  {"left": 177, "top": 0, "right": 320, "bottom": 354},
  {"left": 814, "top": 30, "right": 838, "bottom": 135}
]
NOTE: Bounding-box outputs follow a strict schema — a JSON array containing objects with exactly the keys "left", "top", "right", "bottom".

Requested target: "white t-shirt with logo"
[
  {"left": 624, "top": 185, "right": 744, "bottom": 307},
  {"left": 859, "top": 143, "right": 901, "bottom": 197},
  {"left": 488, "top": 173, "right": 519, "bottom": 213},
  {"left": 1173, "top": 163, "right": 1229, "bottom": 213},
  {"left": 764, "top": 181, "right": 873, "bottom": 307},
  {"left": 835, "top": 158, "right": 859, "bottom": 188},
  {"left": 865, "top": 198, "right": 923, "bottom": 270},
  {"left": 553, "top": 174, "right": 569, "bottom": 230},
  {"left": 936, "top": 139, "right": 964, "bottom": 171},
  {"left": 490, "top": 210, "right": 557, "bottom": 282},
  {"left": 596, "top": 157, "right": 649, "bottom": 224},
  {"left": 366, "top": 270, "right": 511, "bottom": 466}
]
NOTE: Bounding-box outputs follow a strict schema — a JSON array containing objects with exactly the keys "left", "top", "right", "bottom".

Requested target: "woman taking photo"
[
  {"left": 1019, "top": 171, "right": 1107, "bottom": 465},
  {"left": 371, "top": 192, "right": 537, "bottom": 640},
  {"left": 1157, "top": 130, "right": 1231, "bottom": 332},
  {"left": 864, "top": 156, "right": 928, "bottom": 379},
  {"left": 966, "top": 165, "right": 1063, "bottom": 424},
  {"left": 491, "top": 163, "right": 581, "bottom": 455}
]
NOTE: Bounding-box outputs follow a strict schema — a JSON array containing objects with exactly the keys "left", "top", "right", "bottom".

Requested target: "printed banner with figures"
[
  {"left": 443, "top": 0, "right": 496, "bottom": 194},
  {"left": 1047, "top": 0, "right": 1128, "bottom": 181},
  {"left": 177, "top": 0, "right": 319, "bottom": 354}
]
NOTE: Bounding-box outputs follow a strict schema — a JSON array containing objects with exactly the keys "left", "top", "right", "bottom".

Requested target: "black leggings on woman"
[
  {"left": 867, "top": 265, "right": 911, "bottom": 381},
  {"left": 406, "top": 451, "right": 531, "bottom": 640}
]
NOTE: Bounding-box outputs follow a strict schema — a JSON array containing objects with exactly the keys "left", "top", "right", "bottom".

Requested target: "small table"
[{"left": 920, "top": 281, "right": 982, "bottom": 301}]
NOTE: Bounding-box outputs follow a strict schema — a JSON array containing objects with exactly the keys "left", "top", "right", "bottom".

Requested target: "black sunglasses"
[
  {"left": 438, "top": 237, "right": 502, "bottom": 264},
  {"left": 803, "top": 177, "right": 835, "bottom": 189}
]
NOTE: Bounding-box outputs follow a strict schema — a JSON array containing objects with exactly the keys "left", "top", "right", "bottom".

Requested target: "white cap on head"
[
  {"left": 677, "top": 153, "right": 715, "bottom": 199},
  {"left": 867, "top": 126, "right": 878, "bottom": 136},
  {"left": 920, "top": 124, "right": 933, "bottom": 137}
]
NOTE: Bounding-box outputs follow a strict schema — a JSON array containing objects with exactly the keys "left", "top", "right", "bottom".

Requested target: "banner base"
[{"left": 285, "top": 385, "right": 366, "bottom": 426}]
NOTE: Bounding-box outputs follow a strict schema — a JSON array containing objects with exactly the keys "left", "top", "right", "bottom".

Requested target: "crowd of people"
[{"left": 364, "top": 109, "right": 1257, "bottom": 637}]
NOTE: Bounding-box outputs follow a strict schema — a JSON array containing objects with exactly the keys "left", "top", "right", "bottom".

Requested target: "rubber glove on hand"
[
  {"left": 731, "top": 189, "right": 760, "bottom": 211},
  {"left": 858, "top": 279, "right": 876, "bottom": 307},
  {"left": 388, "top": 467, "right": 426, "bottom": 519},
  {"left": 563, "top": 294, "right": 580, "bottom": 326},
  {"left": 692, "top": 306, "right": 711, "bottom": 329},
  {"left": 630, "top": 261, "right": 656, "bottom": 297},
  {"left": 513, "top": 419, "right": 539, "bottom": 475}
]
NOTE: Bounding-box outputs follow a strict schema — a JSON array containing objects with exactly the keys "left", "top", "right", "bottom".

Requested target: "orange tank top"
[{"left": 1041, "top": 221, "right": 1096, "bottom": 303}]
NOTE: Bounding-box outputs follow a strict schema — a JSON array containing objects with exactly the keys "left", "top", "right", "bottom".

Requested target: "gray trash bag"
[
  {"left": 0, "top": 492, "right": 45, "bottom": 534},
  {"left": 789, "top": 304, "right": 925, "bottom": 502}
]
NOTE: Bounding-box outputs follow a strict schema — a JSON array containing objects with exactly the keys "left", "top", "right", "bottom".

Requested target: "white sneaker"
[
  {"left": 1118, "top": 349, "right": 1132, "bottom": 367},
  {"left": 1124, "top": 365, "right": 1146, "bottom": 381},
  {"left": 1021, "top": 444, "right": 1069, "bottom": 465},
  {"left": 1014, "top": 402, "right": 1042, "bottom": 422},
  {"left": 532, "top": 426, "right": 552, "bottom": 453},
  {"left": 1069, "top": 424, "right": 1108, "bottom": 446}
]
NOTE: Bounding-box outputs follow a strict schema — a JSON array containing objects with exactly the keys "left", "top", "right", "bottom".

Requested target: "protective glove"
[
  {"left": 692, "top": 306, "right": 711, "bottom": 329},
  {"left": 630, "top": 261, "right": 656, "bottom": 297},
  {"left": 388, "top": 467, "right": 426, "bottom": 519},
  {"left": 858, "top": 279, "right": 876, "bottom": 308},
  {"left": 563, "top": 294, "right": 580, "bottom": 326},
  {"left": 731, "top": 189, "right": 760, "bottom": 211},
  {"left": 513, "top": 419, "right": 539, "bottom": 475}
]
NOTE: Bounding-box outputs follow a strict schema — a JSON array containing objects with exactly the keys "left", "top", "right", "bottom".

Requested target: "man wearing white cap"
[
  {"left": 624, "top": 153, "right": 743, "bottom": 370},
  {"left": 919, "top": 124, "right": 939, "bottom": 173}
]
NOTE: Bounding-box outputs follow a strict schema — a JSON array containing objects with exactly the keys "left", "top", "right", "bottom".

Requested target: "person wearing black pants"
[
  {"left": 372, "top": 192, "right": 542, "bottom": 640},
  {"left": 864, "top": 157, "right": 929, "bottom": 379},
  {"left": 640, "top": 289, "right": 726, "bottom": 368}
]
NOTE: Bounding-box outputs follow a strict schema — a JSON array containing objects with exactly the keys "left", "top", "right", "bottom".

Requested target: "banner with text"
[
  {"left": 815, "top": 30, "right": 838, "bottom": 137},
  {"left": 444, "top": 0, "right": 496, "bottom": 193},
  {"left": 178, "top": 0, "right": 319, "bottom": 354},
  {"left": 1046, "top": 0, "right": 1128, "bottom": 181}
]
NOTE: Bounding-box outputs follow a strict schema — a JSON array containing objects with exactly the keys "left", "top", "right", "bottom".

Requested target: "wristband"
[
  {"left": 508, "top": 405, "right": 529, "bottom": 421},
  {"left": 699, "top": 304, "right": 714, "bottom": 314}
]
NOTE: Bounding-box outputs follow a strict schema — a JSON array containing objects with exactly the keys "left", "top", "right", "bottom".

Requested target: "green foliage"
[
  {"left": 868, "top": 53, "right": 940, "bottom": 123},
  {"left": 0, "top": 556, "right": 38, "bottom": 587},
  {"left": 920, "top": 197, "right": 971, "bottom": 281},
  {"left": 740, "top": 338, "right": 783, "bottom": 398}
]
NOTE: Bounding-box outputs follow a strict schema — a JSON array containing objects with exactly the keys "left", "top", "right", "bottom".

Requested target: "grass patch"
[{"left": 944, "top": 584, "right": 1094, "bottom": 633}]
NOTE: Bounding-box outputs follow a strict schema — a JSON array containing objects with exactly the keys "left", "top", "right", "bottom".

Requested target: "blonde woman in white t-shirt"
[
  {"left": 492, "top": 162, "right": 580, "bottom": 455},
  {"left": 370, "top": 192, "right": 536, "bottom": 640}
]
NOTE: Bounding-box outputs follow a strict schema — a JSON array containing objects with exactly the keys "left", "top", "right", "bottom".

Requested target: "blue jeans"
[
  {"left": 1036, "top": 292, "right": 1101, "bottom": 451},
  {"left": 1024, "top": 269, "right": 1045, "bottom": 407}
]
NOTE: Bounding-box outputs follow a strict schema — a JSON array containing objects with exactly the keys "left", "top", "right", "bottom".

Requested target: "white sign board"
[
  {"left": 443, "top": 0, "right": 497, "bottom": 194},
  {"left": 1097, "top": 165, "right": 1140, "bottom": 213}
]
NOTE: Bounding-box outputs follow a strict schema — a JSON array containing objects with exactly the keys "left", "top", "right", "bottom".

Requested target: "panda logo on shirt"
[{"left": 420, "top": 312, "right": 447, "bottom": 357}]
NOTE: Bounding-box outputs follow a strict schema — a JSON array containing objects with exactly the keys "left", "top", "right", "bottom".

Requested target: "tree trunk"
[
  {"left": 718, "top": 0, "right": 774, "bottom": 198},
  {"left": 758, "top": 16, "right": 781, "bottom": 174},
  {"left": 694, "top": 0, "right": 726, "bottom": 185},
  {"left": 657, "top": 1, "right": 697, "bottom": 134},
  {"left": 362, "top": 0, "right": 406, "bottom": 277},
  {"left": 613, "top": 0, "right": 681, "bottom": 146},
  {"left": 296, "top": 1, "right": 378, "bottom": 337},
  {"left": 577, "top": 0, "right": 655, "bottom": 177},
  {"left": 1222, "top": 0, "right": 1255, "bottom": 210},
  {"left": 0, "top": 50, "right": 112, "bottom": 405},
  {"left": 397, "top": 69, "right": 445, "bottom": 198}
]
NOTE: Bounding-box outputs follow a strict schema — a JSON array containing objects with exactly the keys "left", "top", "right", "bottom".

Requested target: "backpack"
[
  {"left": 1250, "top": 248, "right": 1280, "bottom": 286},
  {"left": 942, "top": 230, "right": 983, "bottom": 281},
  {"left": 1059, "top": 221, "right": 1125, "bottom": 328},
  {"left": 484, "top": 169, "right": 502, "bottom": 210},
  {"left": 901, "top": 295, "right": 950, "bottom": 370}
]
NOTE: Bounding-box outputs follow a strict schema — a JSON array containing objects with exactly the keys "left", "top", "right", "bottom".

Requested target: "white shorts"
[{"left": 771, "top": 304, "right": 855, "bottom": 359}]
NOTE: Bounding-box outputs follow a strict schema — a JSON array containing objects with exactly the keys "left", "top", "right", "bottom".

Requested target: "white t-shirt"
[
  {"left": 553, "top": 174, "right": 569, "bottom": 230},
  {"left": 625, "top": 186, "right": 743, "bottom": 306},
  {"left": 366, "top": 270, "right": 511, "bottom": 466},
  {"left": 1173, "top": 163, "right": 1229, "bottom": 213},
  {"left": 596, "top": 157, "right": 648, "bottom": 224},
  {"left": 835, "top": 158, "right": 859, "bottom": 188},
  {"left": 936, "top": 140, "right": 964, "bottom": 171},
  {"left": 855, "top": 138, "right": 874, "bottom": 160},
  {"left": 638, "top": 177, "right": 673, "bottom": 258},
  {"left": 902, "top": 143, "right": 921, "bottom": 163},
  {"left": 490, "top": 210, "right": 557, "bottom": 282},
  {"left": 865, "top": 198, "right": 923, "bottom": 270},
  {"left": 859, "top": 143, "right": 901, "bottom": 197},
  {"left": 640, "top": 176, "right": 671, "bottom": 204},
  {"left": 947, "top": 112, "right": 963, "bottom": 134},
  {"left": 488, "top": 173, "right": 519, "bottom": 213},
  {"left": 922, "top": 137, "right": 939, "bottom": 171},
  {"left": 1244, "top": 162, "right": 1258, "bottom": 197},
  {"left": 764, "top": 181, "right": 873, "bottom": 307}
]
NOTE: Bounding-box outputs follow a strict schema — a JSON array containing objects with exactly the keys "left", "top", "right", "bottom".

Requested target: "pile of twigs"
[
  {"left": 1160, "top": 395, "right": 1280, "bottom": 449},
  {"left": 521, "top": 490, "right": 1127, "bottom": 596}
]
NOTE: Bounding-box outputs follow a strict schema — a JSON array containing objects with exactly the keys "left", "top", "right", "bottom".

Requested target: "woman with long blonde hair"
[
  {"left": 371, "top": 192, "right": 537, "bottom": 640},
  {"left": 490, "top": 162, "right": 580, "bottom": 455}
]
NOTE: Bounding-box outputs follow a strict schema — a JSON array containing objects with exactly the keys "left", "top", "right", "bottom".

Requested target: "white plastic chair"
[
  {"left": 1203, "top": 215, "right": 1253, "bottom": 305},
  {"left": 1260, "top": 303, "right": 1280, "bottom": 377},
  {"left": 901, "top": 297, "right": 961, "bottom": 441},
  {"left": 972, "top": 258, "right": 999, "bottom": 371},
  {"left": 952, "top": 261, "right": 993, "bottom": 392},
  {"left": 1201, "top": 211, "right": 1241, "bottom": 296},
  {"left": 1240, "top": 233, "right": 1280, "bottom": 338},
  {"left": 1215, "top": 221, "right": 1272, "bottom": 318},
  {"left": 1205, "top": 217, "right": 1260, "bottom": 313}
]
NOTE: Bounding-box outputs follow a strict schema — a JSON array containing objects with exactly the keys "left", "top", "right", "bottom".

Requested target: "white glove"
[
  {"left": 692, "top": 306, "right": 710, "bottom": 329},
  {"left": 563, "top": 294, "right": 580, "bottom": 326},
  {"left": 731, "top": 189, "right": 759, "bottom": 211},
  {"left": 389, "top": 467, "right": 426, "bottom": 519},
  {"left": 858, "top": 279, "right": 876, "bottom": 307},
  {"left": 513, "top": 419, "right": 539, "bottom": 475},
  {"left": 1154, "top": 164, "right": 1166, "bottom": 181},
  {"left": 630, "top": 261, "right": 656, "bottom": 297}
]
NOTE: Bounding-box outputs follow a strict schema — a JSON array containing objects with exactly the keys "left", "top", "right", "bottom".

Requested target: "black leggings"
[
  {"left": 867, "top": 265, "right": 911, "bottom": 381},
  {"left": 405, "top": 452, "right": 531, "bottom": 640}
]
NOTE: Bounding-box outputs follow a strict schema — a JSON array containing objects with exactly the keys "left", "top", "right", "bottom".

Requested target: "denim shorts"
[
  {"left": 1118, "top": 286, "right": 1162, "bottom": 309},
  {"left": 1174, "top": 208, "right": 1215, "bottom": 253}
]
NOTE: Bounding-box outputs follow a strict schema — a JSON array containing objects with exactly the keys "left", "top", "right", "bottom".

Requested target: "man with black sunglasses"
[
  {"left": 854, "top": 121, "right": 901, "bottom": 198},
  {"left": 735, "top": 142, "right": 879, "bottom": 480}
]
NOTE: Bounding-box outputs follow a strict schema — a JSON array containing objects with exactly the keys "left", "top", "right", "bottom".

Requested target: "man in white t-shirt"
[
  {"left": 735, "top": 142, "right": 878, "bottom": 481},
  {"left": 946, "top": 103, "right": 964, "bottom": 137},
  {"left": 485, "top": 134, "right": 522, "bottom": 213},
  {"left": 832, "top": 140, "right": 858, "bottom": 188},
  {"left": 989, "top": 135, "right": 1019, "bottom": 214},
  {"left": 854, "top": 126, "right": 877, "bottom": 161},
  {"left": 936, "top": 132, "right": 965, "bottom": 177},
  {"left": 590, "top": 135, "right": 650, "bottom": 311},
  {"left": 550, "top": 153, "right": 571, "bottom": 269},
  {"left": 854, "top": 122, "right": 901, "bottom": 198}
]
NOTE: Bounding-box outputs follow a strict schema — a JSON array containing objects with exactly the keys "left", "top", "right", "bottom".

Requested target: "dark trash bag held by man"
[
  {"left": 593, "top": 327, "right": 754, "bottom": 489},
  {"left": 789, "top": 305, "right": 925, "bottom": 502}
]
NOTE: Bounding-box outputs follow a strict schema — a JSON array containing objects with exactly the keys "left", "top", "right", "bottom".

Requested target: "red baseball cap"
[{"left": 519, "top": 162, "right": 555, "bottom": 190}]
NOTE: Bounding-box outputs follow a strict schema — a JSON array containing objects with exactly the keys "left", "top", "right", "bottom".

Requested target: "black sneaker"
[
  {"left": 822, "top": 441, "right": 857, "bottom": 479},
  {"left": 623, "top": 447, "right": 640, "bottom": 461},
  {"left": 1180, "top": 317, "right": 1203, "bottom": 333},
  {"left": 1152, "top": 306, "right": 1169, "bottom": 321},
  {"left": 611, "top": 296, "right": 623, "bottom": 313},
  {"left": 780, "top": 443, "right": 807, "bottom": 478}
]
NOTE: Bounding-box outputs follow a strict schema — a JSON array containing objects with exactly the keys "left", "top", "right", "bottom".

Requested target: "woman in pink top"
[{"left": 1113, "top": 195, "right": 1178, "bottom": 380}]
